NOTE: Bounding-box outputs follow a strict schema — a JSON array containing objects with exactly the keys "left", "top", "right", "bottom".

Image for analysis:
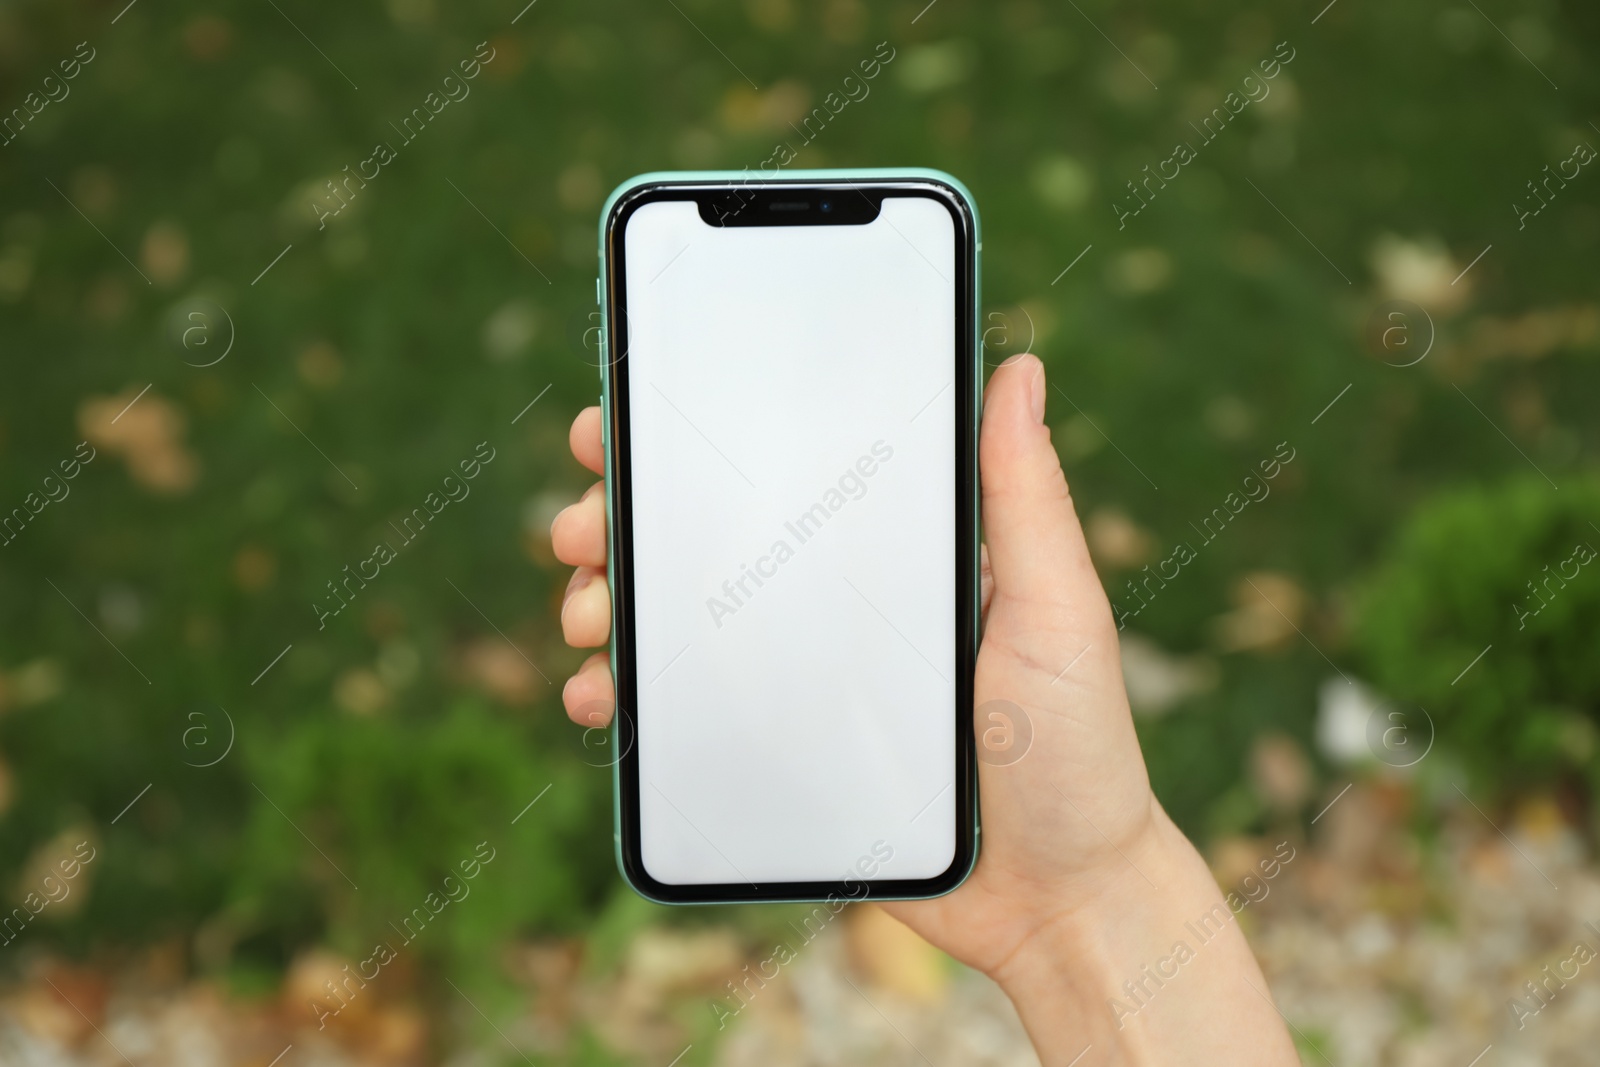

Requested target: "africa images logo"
[{"left": 704, "top": 441, "right": 893, "bottom": 628}]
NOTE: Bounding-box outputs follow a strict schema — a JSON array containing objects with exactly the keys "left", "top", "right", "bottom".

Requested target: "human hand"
[{"left": 551, "top": 355, "right": 1298, "bottom": 1063}]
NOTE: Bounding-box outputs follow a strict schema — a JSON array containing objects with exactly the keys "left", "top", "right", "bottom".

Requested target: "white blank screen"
[{"left": 623, "top": 196, "right": 957, "bottom": 886}]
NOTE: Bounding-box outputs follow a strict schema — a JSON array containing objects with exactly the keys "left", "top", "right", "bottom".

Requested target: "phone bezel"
[{"left": 601, "top": 176, "right": 978, "bottom": 904}]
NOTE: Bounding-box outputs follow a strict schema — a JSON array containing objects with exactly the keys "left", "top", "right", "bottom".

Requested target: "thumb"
[{"left": 980, "top": 354, "right": 1115, "bottom": 636}]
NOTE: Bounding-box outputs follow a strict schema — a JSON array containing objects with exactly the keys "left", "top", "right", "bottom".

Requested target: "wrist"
[
  {"left": 989, "top": 800, "right": 1203, "bottom": 999},
  {"left": 989, "top": 803, "right": 1298, "bottom": 1065}
]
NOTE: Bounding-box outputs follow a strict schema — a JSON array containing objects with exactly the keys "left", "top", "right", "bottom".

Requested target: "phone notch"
[{"left": 697, "top": 186, "right": 882, "bottom": 228}]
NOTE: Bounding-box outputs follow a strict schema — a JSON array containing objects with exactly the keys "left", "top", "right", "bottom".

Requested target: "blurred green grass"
[{"left": 0, "top": 0, "right": 1597, "bottom": 1044}]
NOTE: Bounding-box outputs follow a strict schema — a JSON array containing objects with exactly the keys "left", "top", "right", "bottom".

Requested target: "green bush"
[
  {"left": 1355, "top": 476, "right": 1600, "bottom": 788},
  {"left": 229, "top": 699, "right": 614, "bottom": 995}
]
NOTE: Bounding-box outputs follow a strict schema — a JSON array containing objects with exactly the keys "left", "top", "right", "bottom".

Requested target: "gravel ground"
[{"left": 2, "top": 781, "right": 1593, "bottom": 1066}]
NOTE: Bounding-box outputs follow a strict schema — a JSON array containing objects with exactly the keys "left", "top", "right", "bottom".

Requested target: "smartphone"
[{"left": 596, "top": 169, "right": 979, "bottom": 904}]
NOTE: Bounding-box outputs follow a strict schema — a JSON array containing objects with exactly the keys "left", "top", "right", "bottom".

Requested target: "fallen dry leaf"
[
  {"left": 1086, "top": 506, "right": 1155, "bottom": 569},
  {"left": 846, "top": 904, "right": 948, "bottom": 1003},
  {"left": 1213, "top": 571, "right": 1308, "bottom": 652},
  {"left": 79, "top": 388, "right": 200, "bottom": 494},
  {"left": 460, "top": 637, "right": 541, "bottom": 706}
]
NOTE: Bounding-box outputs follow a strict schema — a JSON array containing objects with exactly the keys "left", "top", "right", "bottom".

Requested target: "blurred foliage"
[
  {"left": 0, "top": 0, "right": 1596, "bottom": 1050},
  {"left": 231, "top": 700, "right": 612, "bottom": 987},
  {"left": 1356, "top": 477, "right": 1600, "bottom": 789}
]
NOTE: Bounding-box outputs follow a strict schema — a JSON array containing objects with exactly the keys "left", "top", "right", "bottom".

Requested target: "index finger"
[{"left": 571, "top": 406, "right": 604, "bottom": 475}]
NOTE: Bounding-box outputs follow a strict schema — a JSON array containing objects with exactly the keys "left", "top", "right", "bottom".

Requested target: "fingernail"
[
  {"left": 1028, "top": 357, "right": 1045, "bottom": 424},
  {"left": 563, "top": 570, "right": 593, "bottom": 609}
]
